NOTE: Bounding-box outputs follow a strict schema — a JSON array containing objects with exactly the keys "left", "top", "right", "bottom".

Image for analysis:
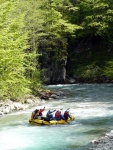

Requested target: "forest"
[{"left": 0, "top": 0, "right": 113, "bottom": 100}]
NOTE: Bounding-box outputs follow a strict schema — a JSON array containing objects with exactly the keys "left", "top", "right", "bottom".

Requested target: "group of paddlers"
[{"left": 31, "top": 107, "right": 72, "bottom": 121}]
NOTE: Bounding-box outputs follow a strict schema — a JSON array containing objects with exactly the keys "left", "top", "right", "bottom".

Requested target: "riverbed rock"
[
  {"left": 0, "top": 91, "right": 65, "bottom": 115},
  {"left": 13, "top": 102, "right": 25, "bottom": 110},
  {"left": 0, "top": 106, "right": 3, "bottom": 112},
  {"left": 50, "top": 94, "right": 59, "bottom": 99},
  {"left": 25, "top": 99, "right": 33, "bottom": 104},
  {"left": 0, "top": 103, "right": 3, "bottom": 107},
  {"left": 10, "top": 104, "right": 15, "bottom": 111},
  {"left": 0, "top": 111, "right": 4, "bottom": 115},
  {"left": 89, "top": 131, "right": 113, "bottom": 150},
  {"left": 2, "top": 106, "right": 11, "bottom": 114},
  {"left": 91, "top": 140, "right": 100, "bottom": 144},
  {"left": 0, "top": 96, "right": 44, "bottom": 115},
  {"left": 39, "top": 92, "right": 49, "bottom": 100},
  {"left": 48, "top": 98, "right": 54, "bottom": 100},
  {"left": 39, "top": 91, "right": 65, "bottom": 100}
]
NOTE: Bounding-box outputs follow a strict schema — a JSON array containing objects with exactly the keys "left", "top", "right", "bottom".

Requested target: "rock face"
[
  {"left": 89, "top": 130, "right": 113, "bottom": 150},
  {"left": 45, "top": 63, "right": 67, "bottom": 84}
]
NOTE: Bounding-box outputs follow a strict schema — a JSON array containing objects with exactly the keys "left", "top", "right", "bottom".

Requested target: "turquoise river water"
[{"left": 0, "top": 84, "right": 113, "bottom": 150}]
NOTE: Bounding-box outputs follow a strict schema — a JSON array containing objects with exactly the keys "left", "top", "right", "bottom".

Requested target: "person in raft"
[
  {"left": 31, "top": 106, "right": 45, "bottom": 119},
  {"left": 31, "top": 109, "right": 39, "bottom": 119},
  {"left": 55, "top": 110, "right": 65, "bottom": 120},
  {"left": 46, "top": 109, "right": 56, "bottom": 120},
  {"left": 63, "top": 110, "right": 71, "bottom": 120}
]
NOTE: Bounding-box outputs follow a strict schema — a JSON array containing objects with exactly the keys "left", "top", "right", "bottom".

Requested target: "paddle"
[
  {"left": 50, "top": 109, "right": 56, "bottom": 114},
  {"left": 66, "top": 108, "right": 70, "bottom": 111},
  {"left": 64, "top": 117, "right": 69, "bottom": 124}
]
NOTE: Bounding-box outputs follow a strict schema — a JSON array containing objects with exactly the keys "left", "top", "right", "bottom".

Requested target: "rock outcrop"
[{"left": 89, "top": 130, "right": 113, "bottom": 150}]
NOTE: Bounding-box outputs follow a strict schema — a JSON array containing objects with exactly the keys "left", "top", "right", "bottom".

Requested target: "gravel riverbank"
[
  {"left": 0, "top": 95, "right": 41, "bottom": 115},
  {"left": 0, "top": 91, "right": 65, "bottom": 115}
]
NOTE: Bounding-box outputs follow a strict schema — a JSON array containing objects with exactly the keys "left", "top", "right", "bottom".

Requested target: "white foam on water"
[
  {"left": 47, "top": 84, "right": 77, "bottom": 87},
  {"left": 70, "top": 101, "right": 113, "bottom": 119}
]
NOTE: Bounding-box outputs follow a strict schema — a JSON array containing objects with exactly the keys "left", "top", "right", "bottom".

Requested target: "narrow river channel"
[{"left": 0, "top": 84, "right": 113, "bottom": 150}]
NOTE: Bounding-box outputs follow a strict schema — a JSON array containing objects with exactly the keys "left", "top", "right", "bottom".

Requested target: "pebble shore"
[
  {"left": 0, "top": 91, "right": 65, "bottom": 115},
  {"left": 0, "top": 95, "right": 41, "bottom": 115}
]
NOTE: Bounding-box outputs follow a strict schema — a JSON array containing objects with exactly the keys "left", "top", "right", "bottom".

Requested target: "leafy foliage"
[
  {"left": 76, "top": 0, "right": 113, "bottom": 41},
  {"left": 0, "top": 1, "right": 30, "bottom": 99},
  {"left": 103, "top": 61, "right": 113, "bottom": 78}
]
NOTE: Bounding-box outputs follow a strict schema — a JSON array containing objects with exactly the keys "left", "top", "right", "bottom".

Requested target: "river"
[{"left": 0, "top": 84, "right": 113, "bottom": 150}]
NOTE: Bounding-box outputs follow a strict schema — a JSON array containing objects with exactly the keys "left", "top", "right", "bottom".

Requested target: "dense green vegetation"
[
  {"left": 0, "top": 0, "right": 113, "bottom": 100},
  {"left": 66, "top": 0, "right": 113, "bottom": 82}
]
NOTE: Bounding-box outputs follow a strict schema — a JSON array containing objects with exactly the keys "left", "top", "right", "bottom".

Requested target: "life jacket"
[
  {"left": 55, "top": 111, "right": 61, "bottom": 119},
  {"left": 39, "top": 108, "right": 44, "bottom": 116},
  {"left": 64, "top": 111, "right": 69, "bottom": 120}
]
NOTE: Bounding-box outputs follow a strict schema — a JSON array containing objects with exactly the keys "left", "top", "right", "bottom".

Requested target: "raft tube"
[{"left": 29, "top": 115, "right": 75, "bottom": 126}]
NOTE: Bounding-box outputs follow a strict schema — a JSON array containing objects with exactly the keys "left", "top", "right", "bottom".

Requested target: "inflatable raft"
[{"left": 29, "top": 116, "right": 75, "bottom": 126}]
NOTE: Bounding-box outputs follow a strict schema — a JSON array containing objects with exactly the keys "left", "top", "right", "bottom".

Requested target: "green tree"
[
  {"left": 15, "top": 0, "right": 44, "bottom": 93},
  {"left": 63, "top": 0, "right": 113, "bottom": 81},
  {"left": 36, "top": 0, "right": 82, "bottom": 83},
  {"left": 76, "top": 0, "right": 113, "bottom": 41},
  {"left": 15, "top": 0, "right": 82, "bottom": 84},
  {"left": 0, "top": 0, "right": 30, "bottom": 100}
]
